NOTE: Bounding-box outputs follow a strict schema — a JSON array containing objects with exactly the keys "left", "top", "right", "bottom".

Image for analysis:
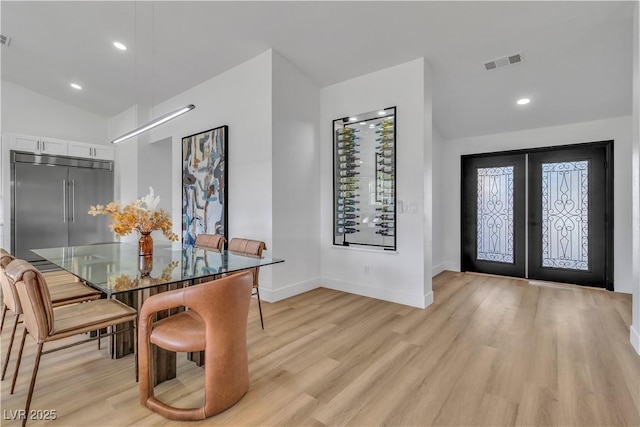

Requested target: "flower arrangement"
[{"left": 88, "top": 187, "right": 179, "bottom": 242}]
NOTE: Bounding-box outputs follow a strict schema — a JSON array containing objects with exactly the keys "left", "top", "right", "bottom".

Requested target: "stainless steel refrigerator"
[{"left": 11, "top": 151, "right": 115, "bottom": 268}]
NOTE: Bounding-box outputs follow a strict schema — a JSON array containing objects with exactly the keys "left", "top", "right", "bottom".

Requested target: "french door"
[{"left": 461, "top": 141, "right": 613, "bottom": 290}]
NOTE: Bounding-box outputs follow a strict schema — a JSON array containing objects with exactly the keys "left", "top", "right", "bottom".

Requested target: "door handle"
[
  {"left": 71, "top": 180, "right": 76, "bottom": 222},
  {"left": 62, "top": 179, "right": 67, "bottom": 223},
  {"left": 41, "top": 141, "right": 46, "bottom": 152}
]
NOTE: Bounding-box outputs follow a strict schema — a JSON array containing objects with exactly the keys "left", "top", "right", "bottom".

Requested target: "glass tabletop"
[{"left": 32, "top": 243, "right": 284, "bottom": 297}]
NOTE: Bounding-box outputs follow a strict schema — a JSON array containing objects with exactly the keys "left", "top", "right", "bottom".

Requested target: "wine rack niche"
[{"left": 333, "top": 107, "right": 396, "bottom": 250}]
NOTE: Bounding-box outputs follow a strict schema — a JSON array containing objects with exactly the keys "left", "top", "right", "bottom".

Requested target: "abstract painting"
[{"left": 182, "top": 125, "right": 228, "bottom": 247}]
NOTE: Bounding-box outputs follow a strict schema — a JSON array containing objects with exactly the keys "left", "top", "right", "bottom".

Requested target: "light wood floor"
[{"left": 1, "top": 271, "right": 639, "bottom": 426}]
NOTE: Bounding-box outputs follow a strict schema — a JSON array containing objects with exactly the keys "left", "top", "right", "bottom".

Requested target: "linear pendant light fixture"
[{"left": 111, "top": 104, "right": 195, "bottom": 144}]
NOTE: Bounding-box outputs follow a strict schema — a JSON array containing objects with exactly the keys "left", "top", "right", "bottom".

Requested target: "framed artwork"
[{"left": 182, "top": 125, "right": 228, "bottom": 247}]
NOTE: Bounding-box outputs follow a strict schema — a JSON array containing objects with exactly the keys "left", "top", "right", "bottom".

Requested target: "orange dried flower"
[{"left": 89, "top": 187, "right": 179, "bottom": 242}]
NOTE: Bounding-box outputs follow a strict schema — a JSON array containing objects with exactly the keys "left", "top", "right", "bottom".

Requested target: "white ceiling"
[{"left": 1, "top": 1, "right": 634, "bottom": 139}]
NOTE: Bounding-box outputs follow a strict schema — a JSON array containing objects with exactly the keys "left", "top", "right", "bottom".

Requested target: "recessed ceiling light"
[
  {"left": 517, "top": 98, "right": 530, "bottom": 105},
  {"left": 113, "top": 41, "right": 127, "bottom": 51},
  {"left": 349, "top": 117, "right": 357, "bottom": 122},
  {"left": 70, "top": 83, "right": 82, "bottom": 90},
  {"left": 378, "top": 111, "right": 386, "bottom": 115},
  {"left": 359, "top": 122, "right": 366, "bottom": 125},
  {"left": 369, "top": 124, "right": 375, "bottom": 128}
]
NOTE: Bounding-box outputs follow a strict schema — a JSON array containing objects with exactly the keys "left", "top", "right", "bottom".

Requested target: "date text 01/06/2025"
[{"left": 3, "top": 409, "right": 57, "bottom": 421}]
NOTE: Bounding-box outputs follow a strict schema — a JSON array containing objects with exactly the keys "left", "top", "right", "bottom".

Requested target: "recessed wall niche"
[{"left": 333, "top": 107, "right": 396, "bottom": 250}]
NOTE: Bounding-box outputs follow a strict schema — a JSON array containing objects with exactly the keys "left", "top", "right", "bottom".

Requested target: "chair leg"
[
  {"left": 134, "top": 321, "right": 138, "bottom": 382},
  {"left": 1, "top": 314, "right": 20, "bottom": 380},
  {"left": 0, "top": 304, "right": 7, "bottom": 332},
  {"left": 256, "top": 287, "right": 264, "bottom": 330},
  {"left": 11, "top": 328, "right": 27, "bottom": 394},
  {"left": 21, "top": 343, "right": 43, "bottom": 427}
]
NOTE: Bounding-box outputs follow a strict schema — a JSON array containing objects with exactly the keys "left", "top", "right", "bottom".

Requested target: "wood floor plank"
[{"left": 2, "top": 273, "right": 639, "bottom": 426}]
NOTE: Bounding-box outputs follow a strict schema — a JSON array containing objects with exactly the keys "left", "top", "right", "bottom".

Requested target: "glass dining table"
[{"left": 32, "top": 242, "right": 284, "bottom": 384}]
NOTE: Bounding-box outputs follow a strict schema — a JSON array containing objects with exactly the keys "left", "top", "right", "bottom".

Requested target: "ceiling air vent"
[
  {"left": 0, "top": 35, "right": 11, "bottom": 47},
  {"left": 484, "top": 52, "right": 523, "bottom": 71}
]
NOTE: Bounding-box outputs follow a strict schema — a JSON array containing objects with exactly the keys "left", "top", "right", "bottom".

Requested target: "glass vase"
[{"left": 138, "top": 231, "right": 153, "bottom": 256}]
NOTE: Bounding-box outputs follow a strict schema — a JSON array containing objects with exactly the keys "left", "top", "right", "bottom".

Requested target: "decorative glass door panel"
[
  {"left": 541, "top": 161, "right": 589, "bottom": 270},
  {"left": 477, "top": 166, "right": 514, "bottom": 263}
]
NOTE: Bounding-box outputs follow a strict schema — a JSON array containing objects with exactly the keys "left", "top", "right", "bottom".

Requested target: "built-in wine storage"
[{"left": 333, "top": 107, "right": 396, "bottom": 250}]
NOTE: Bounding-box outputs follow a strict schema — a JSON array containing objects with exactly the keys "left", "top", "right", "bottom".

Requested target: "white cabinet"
[
  {"left": 10, "top": 134, "right": 68, "bottom": 155},
  {"left": 40, "top": 137, "right": 68, "bottom": 155},
  {"left": 7, "top": 134, "right": 115, "bottom": 161},
  {"left": 68, "top": 141, "right": 115, "bottom": 161},
  {"left": 11, "top": 134, "right": 40, "bottom": 153}
]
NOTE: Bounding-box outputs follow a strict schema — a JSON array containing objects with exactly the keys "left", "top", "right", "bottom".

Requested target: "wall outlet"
[{"left": 406, "top": 202, "right": 418, "bottom": 213}]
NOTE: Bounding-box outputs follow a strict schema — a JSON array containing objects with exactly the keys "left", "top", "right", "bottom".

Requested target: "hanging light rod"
[{"left": 111, "top": 104, "right": 195, "bottom": 144}]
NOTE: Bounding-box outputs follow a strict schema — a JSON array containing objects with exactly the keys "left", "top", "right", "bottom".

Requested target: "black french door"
[
  {"left": 461, "top": 154, "right": 526, "bottom": 278},
  {"left": 461, "top": 141, "right": 613, "bottom": 290}
]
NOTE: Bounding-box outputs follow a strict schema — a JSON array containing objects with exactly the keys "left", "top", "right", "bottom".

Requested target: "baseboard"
[
  {"left": 424, "top": 290, "right": 434, "bottom": 307},
  {"left": 432, "top": 263, "right": 445, "bottom": 277},
  {"left": 260, "top": 278, "right": 320, "bottom": 303},
  {"left": 442, "top": 262, "right": 460, "bottom": 272},
  {"left": 631, "top": 325, "right": 640, "bottom": 355},
  {"left": 321, "top": 277, "right": 431, "bottom": 309}
]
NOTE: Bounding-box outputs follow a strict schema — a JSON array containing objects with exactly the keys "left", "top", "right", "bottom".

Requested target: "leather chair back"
[
  {"left": 194, "top": 234, "right": 226, "bottom": 251},
  {"left": 6, "top": 260, "right": 54, "bottom": 343},
  {"left": 139, "top": 271, "right": 253, "bottom": 419},
  {"left": 0, "top": 250, "right": 21, "bottom": 314},
  {"left": 227, "top": 238, "right": 266, "bottom": 288}
]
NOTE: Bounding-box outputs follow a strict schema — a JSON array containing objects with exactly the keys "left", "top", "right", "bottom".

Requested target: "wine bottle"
[
  {"left": 339, "top": 155, "right": 360, "bottom": 162},
  {"left": 376, "top": 222, "right": 395, "bottom": 228},
  {"left": 339, "top": 170, "right": 360, "bottom": 177},
  {"left": 340, "top": 228, "right": 360, "bottom": 234},
  {"left": 377, "top": 157, "right": 393, "bottom": 165},
  {"left": 377, "top": 165, "right": 393, "bottom": 173},
  {"left": 377, "top": 214, "right": 394, "bottom": 220},
  {"left": 338, "top": 128, "right": 359, "bottom": 134},
  {"left": 339, "top": 177, "right": 359, "bottom": 184},
  {"left": 338, "top": 149, "right": 360, "bottom": 155},
  {"left": 338, "top": 204, "right": 359, "bottom": 212},
  {"left": 337, "top": 220, "right": 358, "bottom": 227},
  {"left": 376, "top": 206, "right": 394, "bottom": 213},
  {"left": 375, "top": 229, "right": 395, "bottom": 236},
  {"left": 338, "top": 198, "right": 360, "bottom": 205},
  {"left": 339, "top": 184, "right": 359, "bottom": 191},
  {"left": 337, "top": 142, "right": 360, "bottom": 148},
  {"left": 337, "top": 213, "right": 359, "bottom": 219}
]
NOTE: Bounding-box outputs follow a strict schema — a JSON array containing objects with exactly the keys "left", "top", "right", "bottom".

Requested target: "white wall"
[
  {"left": 440, "top": 116, "right": 635, "bottom": 294},
  {"left": 270, "top": 51, "right": 321, "bottom": 301},
  {"left": 432, "top": 127, "right": 445, "bottom": 276},
  {"left": 108, "top": 105, "right": 139, "bottom": 243},
  {"left": 141, "top": 51, "right": 275, "bottom": 285},
  {"left": 630, "top": 1, "right": 639, "bottom": 354},
  {"left": 1, "top": 81, "right": 108, "bottom": 144},
  {"left": 320, "top": 58, "right": 433, "bottom": 308}
]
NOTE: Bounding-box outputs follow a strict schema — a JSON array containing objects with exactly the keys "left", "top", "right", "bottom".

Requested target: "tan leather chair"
[
  {"left": 194, "top": 233, "right": 226, "bottom": 251},
  {"left": 138, "top": 271, "right": 253, "bottom": 421},
  {"left": 228, "top": 238, "right": 267, "bottom": 329},
  {"left": 0, "top": 253, "right": 101, "bottom": 383},
  {"left": 6, "top": 260, "right": 137, "bottom": 427}
]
